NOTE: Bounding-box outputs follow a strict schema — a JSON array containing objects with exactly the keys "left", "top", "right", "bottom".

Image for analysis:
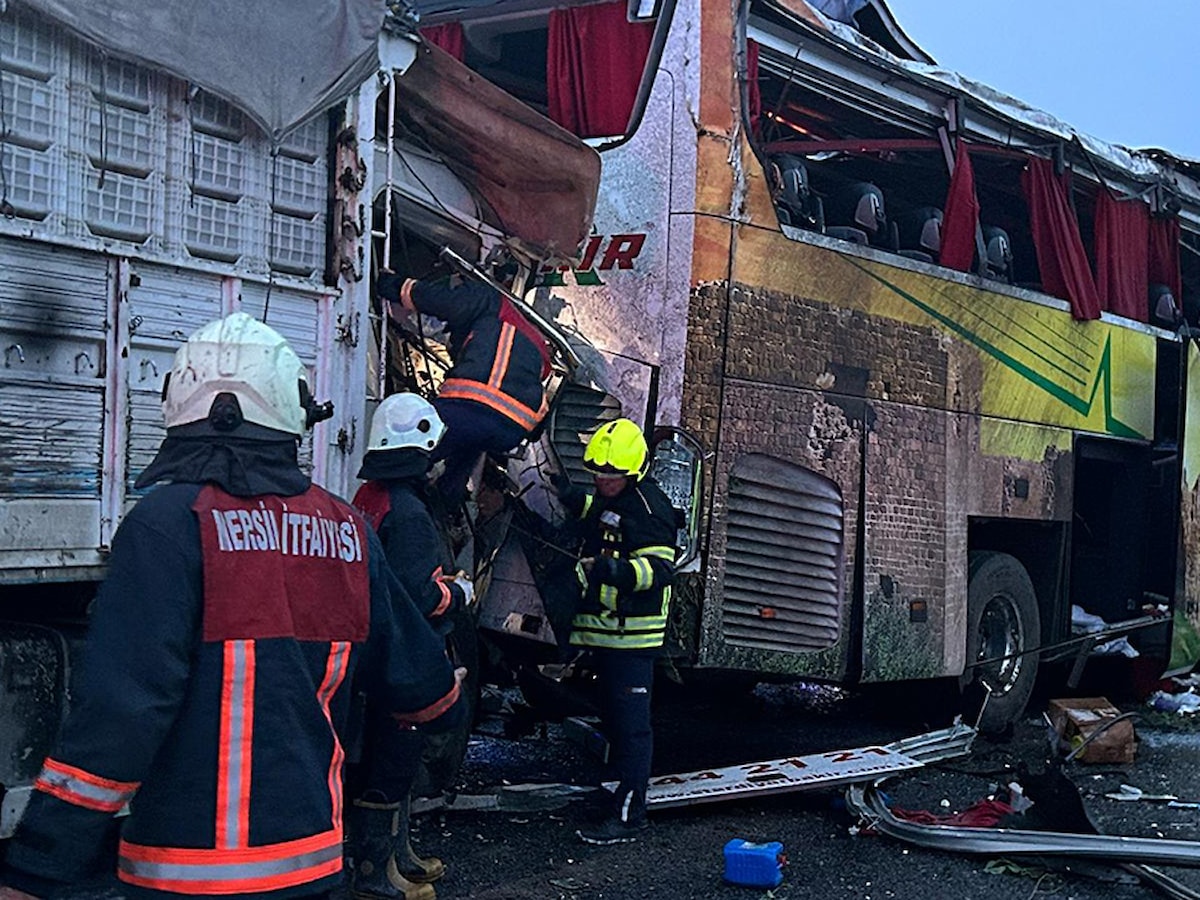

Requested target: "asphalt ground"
[
  {"left": 412, "top": 662, "right": 1200, "bottom": 900},
  {"left": 39, "top": 658, "right": 1200, "bottom": 900}
]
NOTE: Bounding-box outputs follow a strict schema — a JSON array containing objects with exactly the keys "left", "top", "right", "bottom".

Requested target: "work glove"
[
  {"left": 549, "top": 470, "right": 573, "bottom": 497},
  {"left": 550, "top": 470, "right": 585, "bottom": 514},
  {"left": 375, "top": 272, "right": 406, "bottom": 304},
  {"left": 438, "top": 569, "right": 476, "bottom": 608},
  {"left": 454, "top": 573, "right": 476, "bottom": 608},
  {"left": 586, "top": 556, "right": 620, "bottom": 588}
]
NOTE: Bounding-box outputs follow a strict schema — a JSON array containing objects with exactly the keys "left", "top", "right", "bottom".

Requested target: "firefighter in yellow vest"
[{"left": 555, "top": 419, "right": 678, "bottom": 844}]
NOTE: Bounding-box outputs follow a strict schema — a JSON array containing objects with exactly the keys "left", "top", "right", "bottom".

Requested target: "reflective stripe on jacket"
[
  {"left": 568, "top": 481, "right": 679, "bottom": 651},
  {"left": 402, "top": 277, "right": 548, "bottom": 432},
  {"left": 6, "top": 482, "right": 462, "bottom": 900}
]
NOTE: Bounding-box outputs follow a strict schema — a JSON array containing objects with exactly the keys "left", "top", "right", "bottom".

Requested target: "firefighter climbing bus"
[{"left": 381, "top": 0, "right": 1200, "bottom": 735}]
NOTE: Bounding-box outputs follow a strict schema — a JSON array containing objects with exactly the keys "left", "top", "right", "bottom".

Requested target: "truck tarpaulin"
[
  {"left": 14, "top": 0, "right": 385, "bottom": 144},
  {"left": 393, "top": 41, "right": 601, "bottom": 265}
]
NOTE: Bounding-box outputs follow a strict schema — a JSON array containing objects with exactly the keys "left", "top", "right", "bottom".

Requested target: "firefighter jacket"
[
  {"left": 352, "top": 479, "right": 467, "bottom": 630},
  {"left": 4, "top": 482, "right": 463, "bottom": 900},
  {"left": 400, "top": 277, "right": 550, "bottom": 434},
  {"left": 566, "top": 480, "right": 678, "bottom": 651}
]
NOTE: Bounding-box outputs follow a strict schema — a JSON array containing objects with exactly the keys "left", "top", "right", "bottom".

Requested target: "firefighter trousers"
[{"left": 593, "top": 648, "right": 656, "bottom": 824}]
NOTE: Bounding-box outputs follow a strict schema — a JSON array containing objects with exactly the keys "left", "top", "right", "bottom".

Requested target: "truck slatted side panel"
[
  {"left": 0, "top": 239, "right": 109, "bottom": 563},
  {"left": 721, "top": 454, "right": 845, "bottom": 652},
  {"left": 123, "top": 265, "right": 224, "bottom": 498},
  {"left": 123, "top": 271, "right": 328, "bottom": 497}
]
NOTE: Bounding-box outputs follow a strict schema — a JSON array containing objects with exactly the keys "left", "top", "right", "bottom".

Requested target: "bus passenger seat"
[
  {"left": 770, "top": 154, "right": 825, "bottom": 233},
  {"left": 981, "top": 225, "right": 1013, "bottom": 283},
  {"left": 824, "top": 182, "right": 886, "bottom": 247},
  {"left": 894, "top": 207, "right": 942, "bottom": 264}
]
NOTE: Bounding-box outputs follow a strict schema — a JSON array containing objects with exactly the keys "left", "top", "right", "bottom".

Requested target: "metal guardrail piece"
[
  {"left": 845, "top": 783, "right": 1200, "bottom": 868},
  {"left": 884, "top": 720, "right": 978, "bottom": 765},
  {"left": 1123, "top": 863, "right": 1200, "bottom": 900}
]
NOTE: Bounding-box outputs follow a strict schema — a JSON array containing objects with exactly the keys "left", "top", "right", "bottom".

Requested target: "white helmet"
[
  {"left": 163, "top": 312, "right": 309, "bottom": 435},
  {"left": 367, "top": 393, "right": 446, "bottom": 453}
]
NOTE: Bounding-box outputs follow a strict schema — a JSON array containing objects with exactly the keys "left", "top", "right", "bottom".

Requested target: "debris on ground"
[
  {"left": 1047, "top": 697, "right": 1136, "bottom": 764},
  {"left": 1149, "top": 689, "right": 1200, "bottom": 716}
]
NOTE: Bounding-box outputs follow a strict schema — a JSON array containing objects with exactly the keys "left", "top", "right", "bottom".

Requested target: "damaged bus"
[{"left": 379, "top": 0, "right": 1200, "bottom": 735}]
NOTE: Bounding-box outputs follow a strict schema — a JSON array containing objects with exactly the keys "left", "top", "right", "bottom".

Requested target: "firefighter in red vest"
[
  {"left": 349, "top": 393, "right": 475, "bottom": 900},
  {"left": 0, "top": 313, "right": 464, "bottom": 900},
  {"left": 376, "top": 271, "right": 550, "bottom": 507}
]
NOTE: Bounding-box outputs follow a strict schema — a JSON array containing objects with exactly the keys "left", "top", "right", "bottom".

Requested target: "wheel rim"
[{"left": 975, "top": 593, "right": 1024, "bottom": 696}]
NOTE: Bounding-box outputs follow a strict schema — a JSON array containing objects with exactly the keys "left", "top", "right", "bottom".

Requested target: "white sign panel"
[{"left": 609, "top": 745, "right": 923, "bottom": 809}]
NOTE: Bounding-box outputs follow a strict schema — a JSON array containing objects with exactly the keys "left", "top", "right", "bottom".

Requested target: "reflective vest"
[
  {"left": 569, "top": 482, "right": 679, "bottom": 651},
  {"left": 8, "top": 481, "right": 462, "bottom": 899},
  {"left": 402, "top": 278, "right": 549, "bottom": 432}
]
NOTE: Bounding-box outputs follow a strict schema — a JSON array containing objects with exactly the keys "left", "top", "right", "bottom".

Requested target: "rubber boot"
[
  {"left": 395, "top": 795, "right": 445, "bottom": 884},
  {"left": 348, "top": 800, "right": 436, "bottom": 900}
]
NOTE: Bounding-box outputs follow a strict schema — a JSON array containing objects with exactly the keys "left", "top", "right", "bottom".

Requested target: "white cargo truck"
[{"left": 0, "top": 0, "right": 601, "bottom": 831}]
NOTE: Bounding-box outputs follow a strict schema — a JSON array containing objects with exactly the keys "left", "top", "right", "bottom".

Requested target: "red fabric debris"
[
  {"left": 1148, "top": 215, "right": 1183, "bottom": 306},
  {"left": 420, "top": 24, "right": 465, "bottom": 61},
  {"left": 547, "top": 0, "right": 654, "bottom": 139},
  {"left": 890, "top": 798, "right": 1015, "bottom": 829},
  {"left": 1094, "top": 192, "right": 1150, "bottom": 322},
  {"left": 747, "top": 39, "right": 762, "bottom": 140}
]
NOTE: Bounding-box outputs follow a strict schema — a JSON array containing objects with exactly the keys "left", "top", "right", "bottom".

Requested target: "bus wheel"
[{"left": 960, "top": 551, "right": 1040, "bottom": 734}]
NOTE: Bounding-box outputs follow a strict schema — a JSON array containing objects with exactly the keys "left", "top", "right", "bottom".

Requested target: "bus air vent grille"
[{"left": 721, "top": 454, "right": 844, "bottom": 653}]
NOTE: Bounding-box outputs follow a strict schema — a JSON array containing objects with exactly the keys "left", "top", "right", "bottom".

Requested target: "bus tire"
[{"left": 960, "top": 551, "right": 1040, "bottom": 734}]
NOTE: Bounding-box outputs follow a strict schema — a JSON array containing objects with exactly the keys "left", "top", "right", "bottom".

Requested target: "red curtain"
[
  {"left": 547, "top": 0, "right": 654, "bottom": 138},
  {"left": 1149, "top": 215, "right": 1183, "bottom": 305},
  {"left": 747, "top": 39, "right": 762, "bottom": 140},
  {"left": 420, "top": 24, "right": 465, "bottom": 61},
  {"left": 1094, "top": 193, "right": 1150, "bottom": 322},
  {"left": 1021, "top": 157, "right": 1102, "bottom": 321},
  {"left": 939, "top": 142, "right": 979, "bottom": 272}
]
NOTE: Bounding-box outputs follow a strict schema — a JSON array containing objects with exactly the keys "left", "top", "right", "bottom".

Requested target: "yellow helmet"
[{"left": 583, "top": 418, "right": 649, "bottom": 480}]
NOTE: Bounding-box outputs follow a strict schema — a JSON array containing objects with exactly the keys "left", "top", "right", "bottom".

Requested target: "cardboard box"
[{"left": 1048, "top": 697, "right": 1135, "bottom": 764}]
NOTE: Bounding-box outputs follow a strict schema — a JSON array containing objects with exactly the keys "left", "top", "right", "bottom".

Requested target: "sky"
[{"left": 885, "top": 1, "right": 1200, "bottom": 159}]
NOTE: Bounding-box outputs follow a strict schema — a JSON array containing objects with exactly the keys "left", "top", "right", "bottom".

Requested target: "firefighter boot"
[
  {"left": 348, "top": 800, "right": 436, "bottom": 900},
  {"left": 396, "top": 794, "right": 445, "bottom": 884}
]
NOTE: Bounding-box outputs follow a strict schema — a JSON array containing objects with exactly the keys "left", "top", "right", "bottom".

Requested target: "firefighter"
[
  {"left": 375, "top": 271, "right": 550, "bottom": 507},
  {"left": 349, "top": 393, "right": 476, "bottom": 900},
  {"left": 0, "top": 313, "right": 464, "bottom": 900},
  {"left": 555, "top": 418, "right": 678, "bottom": 845}
]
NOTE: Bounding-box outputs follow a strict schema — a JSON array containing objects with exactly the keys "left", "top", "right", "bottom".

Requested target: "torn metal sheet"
[
  {"left": 411, "top": 783, "right": 593, "bottom": 815},
  {"left": 392, "top": 42, "right": 601, "bottom": 265},
  {"left": 846, "top": 783, "right": 1200, "bottom": 868},
  {"left": 415, "top": 723, "right": 978, "bottom": 818},
  {"left": 885, "top": 720, "right": 977, "bottom": 764},
  {"left": 597, "top": 722, "right": 974, "bottom": 809}
]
